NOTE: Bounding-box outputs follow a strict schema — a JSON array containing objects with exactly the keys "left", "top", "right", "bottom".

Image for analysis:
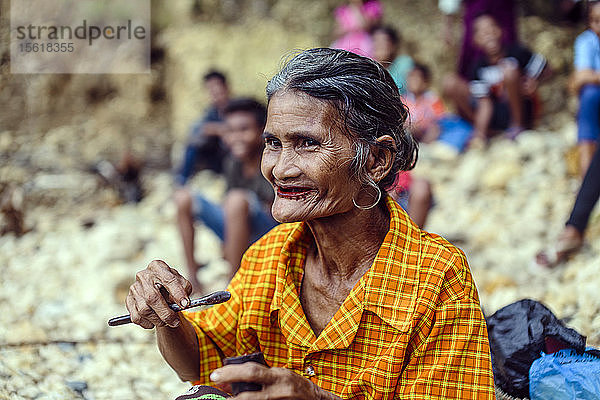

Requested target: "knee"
[
  {"left": 223, "top": 189, "right": 250, "bottom": 217},
  {"left": 579, "top": 85, "right": 600, "bottom": 104},
  {"left": 502, "top": 64, "right": 520, "bottom": 84},
  {"left": 174, "top": 189, "right": 193, "bottom": 213}
]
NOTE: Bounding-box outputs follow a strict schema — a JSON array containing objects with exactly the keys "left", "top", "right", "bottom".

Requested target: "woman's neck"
[{"left": 305, "top": 202, "right": 390, "bottom": 283}]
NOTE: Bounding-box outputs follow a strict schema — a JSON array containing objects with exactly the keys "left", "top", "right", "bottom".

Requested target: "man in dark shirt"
[
  {"left": 443, "top": 14, "right": 550, "bottom": 146},
  {"left": 174, "top": 98, "right": 276, "bottom": 291},
  {"left": 175, "top": 70, "right": 231, "bottom": 186}
]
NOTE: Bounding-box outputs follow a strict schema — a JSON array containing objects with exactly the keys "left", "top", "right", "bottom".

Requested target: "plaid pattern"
[{"left": 184, "top": 196, "right": 494, "bottom": 399}]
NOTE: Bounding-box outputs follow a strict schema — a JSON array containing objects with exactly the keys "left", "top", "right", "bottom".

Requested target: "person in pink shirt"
[{"left": 331, "top": 0, "right": 383, "bottom": 58}]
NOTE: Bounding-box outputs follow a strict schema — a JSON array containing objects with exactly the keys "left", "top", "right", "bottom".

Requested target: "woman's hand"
[
  {"left": 210, "top": 363, "right": 341, "bottom": 400},
  {"left": 126, "top": 259, "right": 193, "bottom": 329}
]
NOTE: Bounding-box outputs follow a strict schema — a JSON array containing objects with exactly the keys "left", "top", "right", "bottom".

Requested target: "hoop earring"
[{"left": 352, "top": 185, "right": 382, "bottom": 210}]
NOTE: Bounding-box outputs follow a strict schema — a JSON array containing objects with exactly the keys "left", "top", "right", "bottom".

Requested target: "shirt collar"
[
  {"left": 269, "top": 196, "right": 422, "bottom": 335},
  {"left": 269, "top": 222, "right": 307, "bottom": 315},
  {"left": 362, "top": 196, "right": 421, "bottom": 332}
]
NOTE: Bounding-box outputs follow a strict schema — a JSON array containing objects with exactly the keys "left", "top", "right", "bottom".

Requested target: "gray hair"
[{"left": 266, "top": 47, "right": 417, "bottom": 194}]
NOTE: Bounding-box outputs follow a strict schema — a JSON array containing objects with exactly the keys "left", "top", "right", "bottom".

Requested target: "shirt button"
[{"left": 305, "top": 364, "right": 315, "bottom": 377}]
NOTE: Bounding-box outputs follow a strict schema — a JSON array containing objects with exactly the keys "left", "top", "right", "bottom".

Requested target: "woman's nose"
[{"left": 272, "top": 149, "right": 301, "bottom": 181}]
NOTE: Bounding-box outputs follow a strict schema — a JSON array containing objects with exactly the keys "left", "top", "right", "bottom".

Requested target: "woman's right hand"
[{"left": 126, "top": 259, "right": 193, "bottom": 329}]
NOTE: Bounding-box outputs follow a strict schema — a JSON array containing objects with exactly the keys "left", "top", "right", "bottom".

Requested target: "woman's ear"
[{"left": 367, "top": 135, "right": 396, "bottom": 183}]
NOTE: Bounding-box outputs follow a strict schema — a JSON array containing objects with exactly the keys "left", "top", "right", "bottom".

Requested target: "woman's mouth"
[{"left": 276, "top": 185, "right": 314, "bottom": 200}]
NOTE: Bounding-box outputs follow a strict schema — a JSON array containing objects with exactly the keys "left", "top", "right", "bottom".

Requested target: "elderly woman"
[{"left": 126, "top": 48, "right": 494, "bottom": 399}]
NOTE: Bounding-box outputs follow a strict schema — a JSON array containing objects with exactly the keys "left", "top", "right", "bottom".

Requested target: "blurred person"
[
  {"left": 174, "top": 98, "right": 276, "bottom": 292},
  {"left": 443, "top": 14, "right": 550, "bottom": 146},
  {"left": 403, "top": 63, "right": 446, "bottom": 143},
  {"left": 126, "top": 48, "right": 494, "bottom": 399},
  {"left": 536, "top": 145, "right": 600, "bottom": 268},
  {"left": 93, "top": 151, "right": 143, "bottom": 203},
  {"left": 389, "top": 171, "right": 433, "bottom": 229},
  {"left": 439, "top": 0, "right": 518, "bottom": 78},
  {"left": 570, "top": 1, "right": 600, "bottom": 177},
  {"left": 331, "top": 0, "right": 383, "bottom": 58},
  {"left": 175, "top": 70, "right": 231, "bottom": 186},
  {"left": 372, "top": 25, "right": 413, "bottom": 94}
]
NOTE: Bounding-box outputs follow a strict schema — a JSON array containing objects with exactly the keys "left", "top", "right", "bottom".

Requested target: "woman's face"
[{"left": 261, "top": 92, "right": 361, "bottom": 223}]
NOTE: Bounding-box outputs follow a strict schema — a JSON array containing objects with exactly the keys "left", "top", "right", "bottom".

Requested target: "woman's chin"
[
  {"left": 271, "top": 209, "right": 304, "bottom": 223},
  {"left": 271, "top": 198, "right": 314, "bottom": 223}
]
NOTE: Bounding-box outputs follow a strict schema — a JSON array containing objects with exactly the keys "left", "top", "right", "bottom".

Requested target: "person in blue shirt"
[
  {"left": 571, "top": 2, "right": 600, "bottom": 177},
  {"left": 175, "top": 70, "right": 231, "bottom": 186}
]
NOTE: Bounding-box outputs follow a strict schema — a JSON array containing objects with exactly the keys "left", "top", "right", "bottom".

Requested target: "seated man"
[
  {"left": 443, "top": 13, "right": 550, "bottom": 145},
  {"left": 175, "top": 98, "right": 276, "bottom": 291},
  {"left": 175, "top": 70, "right": 231, "bottom": 186}
]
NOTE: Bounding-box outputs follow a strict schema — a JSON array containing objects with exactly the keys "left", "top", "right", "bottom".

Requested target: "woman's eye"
[
  {"left": 264, "top": 137, "right": 281, "bottom": 148},
  {"left": 301, "top": 138, "right": 319, "bottom": 147}
]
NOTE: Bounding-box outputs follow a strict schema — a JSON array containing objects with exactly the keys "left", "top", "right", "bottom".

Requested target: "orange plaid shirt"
[{"left": 184, "top": 196, "right": 494, "bottom": 399}]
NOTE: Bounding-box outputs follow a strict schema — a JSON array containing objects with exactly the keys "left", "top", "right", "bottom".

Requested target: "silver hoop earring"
[{"left": 352, "top": 186, "right": 382, "bottom": 210}]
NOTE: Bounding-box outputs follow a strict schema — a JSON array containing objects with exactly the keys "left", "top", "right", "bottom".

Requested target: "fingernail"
[
  {"left": 181, "top": 298, "right": 189, "bottom": 308},
  {"left": 210, "top": 371, "right": 220, "bottom": 381}
]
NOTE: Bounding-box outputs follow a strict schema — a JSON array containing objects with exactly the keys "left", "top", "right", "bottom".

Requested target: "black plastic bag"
[{"left": 486, "top": 299, "right": 586, "bottom": 398}]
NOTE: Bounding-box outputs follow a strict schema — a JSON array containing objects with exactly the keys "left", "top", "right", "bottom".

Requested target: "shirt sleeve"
[
  {"left": 574, "top": 31, "right": 595, "bottom": 71},
  {"left": 182, "top": 270, "right": 245, "bottom": 385},
  {"left": 395, "top": 255, "right": 495, "bottom": 399},
  {"left": 431, "top": 95, "right": 445, "bottom": 118},
  {"left": 515, "top": 46, "right": 546, "bottom": 79}
]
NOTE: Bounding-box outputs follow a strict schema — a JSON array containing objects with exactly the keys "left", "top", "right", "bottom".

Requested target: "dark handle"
[
  {"left": 108, "top": 290, "right": 231, "bottom": 326},
  {"left": 223, "top": 352, "right": 268, "bottom": 395}
]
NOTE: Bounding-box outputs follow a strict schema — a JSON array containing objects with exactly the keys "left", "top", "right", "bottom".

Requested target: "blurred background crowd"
[{"left": 1, "top": 0, "right": 599, "bottom": 398}]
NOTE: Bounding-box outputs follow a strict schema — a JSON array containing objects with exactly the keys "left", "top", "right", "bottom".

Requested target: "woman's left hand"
[{"left": 210, "top": 363, "right": 341, "bottom": 400}]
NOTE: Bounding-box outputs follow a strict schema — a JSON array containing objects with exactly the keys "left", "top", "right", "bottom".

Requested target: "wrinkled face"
[
  {"left": 223, "top": 111, "right": 263, "bottom": 161},
  {"left": 590, "top": 3, "right": 600, "bottom": 37},
  {"left": 261, "top": 92, "right": 361, "bottom": 223},
  {"left": 372, "top": 31, "right": 397, "bottom": 64},
  {"left": 473, "top": 15, "right": 503, "bottom": 57},
  {"left": 205, "top": 77, "right": 229, "bottom": 108},
  {"left": 407, "top": 68, "right": 427, "bottom": 96}
]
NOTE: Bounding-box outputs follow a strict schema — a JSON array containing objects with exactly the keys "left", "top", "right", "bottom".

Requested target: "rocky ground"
[
  {"left": 1, "top": 0, "right": 599, "bottom": 398},
  {"left": 2, "top": 124, "right": 599, "bottom": 399}
]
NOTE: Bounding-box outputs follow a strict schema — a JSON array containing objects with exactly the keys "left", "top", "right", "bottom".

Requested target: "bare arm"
[
  {"left": 156, "top": 315, "right": 200, "bottom": 381},
  {"left": 523, "top": 63, "right": 552, "bottom": 96},
  {"left": 439, "top": 0, "right": 461, "bottom": 45},
  {"left": 570, "top": 69, "right": 600, "bottom": 94},
  {"left": 443, "top": 13, "right": 456, "bottom": 45}
]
